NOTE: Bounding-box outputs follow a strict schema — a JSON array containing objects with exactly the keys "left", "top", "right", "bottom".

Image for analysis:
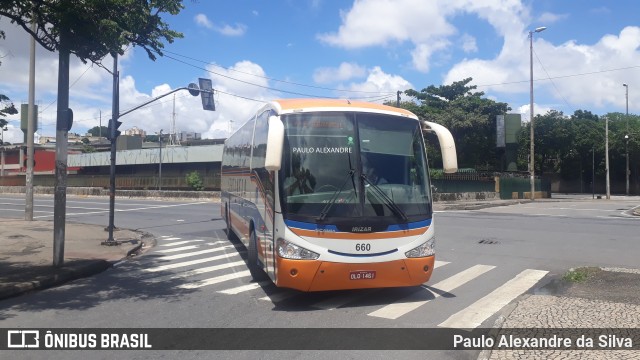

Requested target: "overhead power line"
[{"left": 163, "top": 50, "right": 396, "bottom": 96}]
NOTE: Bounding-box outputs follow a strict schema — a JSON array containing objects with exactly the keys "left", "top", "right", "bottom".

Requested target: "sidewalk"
[{"left": 0, "top": 218, "right": 148, "bottom": 300}]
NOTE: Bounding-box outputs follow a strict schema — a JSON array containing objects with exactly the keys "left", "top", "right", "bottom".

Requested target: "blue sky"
[{"left": 1, "top": 0, "right": 639, "bottom": 143}]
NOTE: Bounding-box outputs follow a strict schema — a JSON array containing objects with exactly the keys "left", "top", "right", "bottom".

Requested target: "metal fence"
[
  {"left": 1, "top": 171, "right": 549, "bottom": 198},
  {"left": 432, "top": 171, "right": 496, "bottom": 193},
  {"left": 0, "top": 173, "right": 221, "bottom": 191}
]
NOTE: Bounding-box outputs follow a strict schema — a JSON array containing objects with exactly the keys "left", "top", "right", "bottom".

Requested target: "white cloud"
[
  {"left": 216, "top": 23, "right": 247, "bottom": 37},
  {"left": 411, "top": 40, "right": 450, "bottom": 73},
  {"left": 445, "top": 25, "right": 640, "bottom": 113},
  {"left": 194, "top": 14, "right": 247, "bottom": 36},
  {"left": 313, "top": 62, "right": 367, "bottom": 84},
  {"left": 537, "top": 12, "right": 568, "bottom": 24},
  {"left": 345, "top": 66, "right": 413, "bottom": 101},
  {"left": 194, "top": 14, "right": 214, "bottom": 29},
  {"left": 317, "top": 0, "right": 527, "bottom": 72},
  {"left": 518, "top": 103, "right": 554, "bottom": 122},
  {"left": 460, "top": 33, "right": 478, "bottom": 53},
  {"left": 319, "top": 0, "right": 640, "bottom": 113},
  {"left": 110, "top": 60, "right": 276, "bottom": 140}
]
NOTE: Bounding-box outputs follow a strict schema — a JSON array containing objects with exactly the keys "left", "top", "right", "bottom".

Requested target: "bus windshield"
[{"left": 279, "top": 111, "right": 432, "bottom": 223}]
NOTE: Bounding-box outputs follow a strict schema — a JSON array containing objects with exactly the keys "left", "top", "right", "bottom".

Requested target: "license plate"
[{"left": 350, "top": 270, "right": 376, "bottom": 280}]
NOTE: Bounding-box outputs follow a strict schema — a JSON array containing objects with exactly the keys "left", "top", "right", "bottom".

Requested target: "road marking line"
[
  {"left": 437, "top": 269, "right": 548, "bottom": 328},
  {"left": 159, "top": 245, "right": 237, "bottom": 260},
  {"left": 144, "top": 253, "right": 241, "bottom": 272},
  {"left": 144, "top": 261, "right": 248, "bottom": 283},
  {"left": 33, "top": 202, "right": 210, "bottom": 218},
  {"left": 311, "top": 260, "right": 451, "bottom": 310},
  {"left": 219, "top": 281, "right": 271, "bottom": 295},
  {"left": 178, "top": 270, "right": 251, "bottom": 289},
  {"left": 156, "top": 245, "right": 203, "bottom": 253},
  {"left": 160, "top": 240, "right": 205, "bottom": 247},
  {"left": 368, "top": 264, "right": 495, "bottom": 320}
]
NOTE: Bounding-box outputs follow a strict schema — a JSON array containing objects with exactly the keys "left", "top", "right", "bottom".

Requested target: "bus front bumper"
[{"left": 275, "top": 256, "right": 435, "bottom": 292}]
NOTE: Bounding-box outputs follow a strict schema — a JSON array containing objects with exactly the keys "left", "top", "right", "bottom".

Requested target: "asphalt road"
[{"left": 0, "top": 194, "right": 638, "bottom": 359}]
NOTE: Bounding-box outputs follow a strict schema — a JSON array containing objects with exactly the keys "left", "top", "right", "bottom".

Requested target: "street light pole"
[
  {"left": 623, "top": 83, "right": 629, "bottom": 196},
  {"left": 605, "top": 116, "right": 610, "bottom": 200},
  {"left": 158, "top": 129, "right": 163, "bottom": 191},
  {"left": 529, "top": 26, "right": 546, "bottom": 201},
  {"left": 592, "top": 146, "right": 595, "bottom": 199}
]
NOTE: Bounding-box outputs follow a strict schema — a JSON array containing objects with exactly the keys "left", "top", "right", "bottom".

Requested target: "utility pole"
[
  {"left": 396, "top": 91, "right": 401, "bottom": 107},
  {"left": 623, "top": 83, "right": 629, "bottom": 196},
  {"left": 529, "top": 26, "right": 547, "bottom": 201},
  {"left": 592, "top": 146, "right": 595, "bottom": 199},
  {"left": 105, "top": 54, "right": 120, "bottom": 245},
  {"left": 53, "top": 29, "right": 71, "bottom": 267},
  {"left": 605, "top": 116, "right": 610, "bottom": 200},
  {"left": 25, "top": 18, "right": 36, "bottom": 221},
  {"left": 158, "top": 129, "right": 163, "bottom": 191}
]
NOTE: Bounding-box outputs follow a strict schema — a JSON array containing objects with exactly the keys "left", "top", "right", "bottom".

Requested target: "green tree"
[
  {"left": 515, "top": 109, "right": 639, "bottom": 189},
  {"left": 402, "top": 78, "right": 511, "bottom": 170},
  {"left": 87, "top": 126, "right": 109, "bottom": 137},
  {"left": 0, "top": 31, "right": 17, "bottom": 134},
  {"left": 0, "top": 1, "right": 184, "bottom": 66},
  {"left": 0, "top": 94, "right": 17, "bottom": 131}
]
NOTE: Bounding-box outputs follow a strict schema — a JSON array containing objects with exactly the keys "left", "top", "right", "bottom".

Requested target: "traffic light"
[
  {"left": 198, "top": 78, "right": 215, "bottom": 111},
  {"left": 107, "top": 118, "right": 122, "bottom": 141}
]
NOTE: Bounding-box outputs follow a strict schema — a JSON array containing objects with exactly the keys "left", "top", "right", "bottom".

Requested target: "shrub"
[{"left": 185, "top": 171, "right": 204, "bottom": 191}]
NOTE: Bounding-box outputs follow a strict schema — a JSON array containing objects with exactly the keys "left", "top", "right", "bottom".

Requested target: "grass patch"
[{"left": 563, "top": 267, "right": 601, "bottom": 283}]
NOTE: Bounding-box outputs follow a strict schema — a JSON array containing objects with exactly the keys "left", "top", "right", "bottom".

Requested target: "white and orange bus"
[{"left": 221, "top": 99, "right": 457, "bottom": 291}]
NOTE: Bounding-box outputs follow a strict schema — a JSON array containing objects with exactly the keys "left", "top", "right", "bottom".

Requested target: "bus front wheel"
[{"left": 248, "top": 230, "right": 267, "bottom": 281}]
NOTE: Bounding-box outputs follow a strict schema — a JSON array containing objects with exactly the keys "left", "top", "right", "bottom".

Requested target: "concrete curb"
[{"left": 0, "top": 259, "right": 111, "bottom": 300}]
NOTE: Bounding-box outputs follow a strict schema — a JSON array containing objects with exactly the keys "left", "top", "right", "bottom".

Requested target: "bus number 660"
[{"left": 355, "top": 243, "right": 371, "bottom": 252}]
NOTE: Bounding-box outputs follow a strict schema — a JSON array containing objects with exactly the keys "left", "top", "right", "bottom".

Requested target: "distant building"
[
  {"left": 178, "top": 131, "right": 201, "bottom": 142},
  {"left": 123, "top": 126, "right": 146, "bottom": 138}
]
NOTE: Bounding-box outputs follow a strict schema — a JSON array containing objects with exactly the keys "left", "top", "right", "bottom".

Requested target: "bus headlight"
[
  {"left": 405, "top": 235, "right": 435, "bottom": 258},
  {"left": 277, "top": 238, "right": 320, "bottom": 260}
]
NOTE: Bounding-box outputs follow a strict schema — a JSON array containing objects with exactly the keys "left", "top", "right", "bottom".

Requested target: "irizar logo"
[{"left": 351, "top": 226, "right": 372, "bottom": 233}]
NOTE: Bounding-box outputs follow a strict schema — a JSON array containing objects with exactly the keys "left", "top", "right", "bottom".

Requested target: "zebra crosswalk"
[{"left": 131, "top": 234, "right": 549, "bottom": 327}]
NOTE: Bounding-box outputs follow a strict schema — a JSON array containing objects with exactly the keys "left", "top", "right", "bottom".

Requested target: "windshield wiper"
[
  {"left": 317, "top": 169, "right": 356, "bottom": 222},
  {"left": 361, "top": 174, "right": 408, "bottom": 222}
]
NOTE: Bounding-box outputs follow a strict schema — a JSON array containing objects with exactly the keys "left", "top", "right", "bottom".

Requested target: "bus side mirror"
[
  {"left": 423, "top": 120, "right": 458, "bottom": 173},
  {"left": 265, "top": 115, "right": 284, "bottom": 171}
]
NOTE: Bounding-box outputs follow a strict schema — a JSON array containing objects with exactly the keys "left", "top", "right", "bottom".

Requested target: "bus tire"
[
  {"left": 225, "top": 205, "right": 234, "bottom": 240},
  {"left": 248, "top": 229, "right": 267, "bottom": 281}
]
